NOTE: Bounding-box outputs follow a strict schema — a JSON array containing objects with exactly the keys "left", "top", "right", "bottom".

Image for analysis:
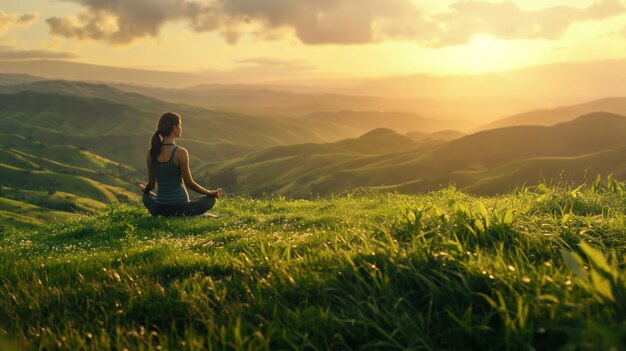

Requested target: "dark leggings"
[{"left": 142, "top": 192, "right": 216, "bottom": 217}]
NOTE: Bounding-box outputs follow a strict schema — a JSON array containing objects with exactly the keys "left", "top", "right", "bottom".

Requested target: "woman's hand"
[
  {"left": 139, "top": 183, "right": 153, "bottom": 193},
  {"left": 208, "top": 188, "right": 223, "bottom": 198}
]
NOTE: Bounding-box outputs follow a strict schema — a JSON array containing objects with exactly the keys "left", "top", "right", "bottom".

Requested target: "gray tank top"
[{"left": 153, "top": 145, "right": 190, "bottom": 204}]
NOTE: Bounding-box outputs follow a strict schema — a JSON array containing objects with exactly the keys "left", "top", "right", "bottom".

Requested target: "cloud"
[
  {"left": 46, "top": 0, "right": 425, "bottom": 45},
  {"left": 47, "top": 0, "right": 186, "bottom": 44},
  {"left": 0, "top": 11, "right": 39, "bottom": 36},
  {"left": 45, "top": 0, "right": 626, "bottom": 47},
  {"left": 218, "top": 0, "right": 426, "bottom": 44},
  {"left": 0, "top": 46, "right": 78, "bottom": 60}
]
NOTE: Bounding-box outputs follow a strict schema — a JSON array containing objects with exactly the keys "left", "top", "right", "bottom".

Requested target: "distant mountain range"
[
  {"left": 477, "top": 97, "right": 626, "bottom": 131},
  {"left": 345, "top": 58, "right": 626, "bottom": 100},
  {"left": 6, "top": 58, "right": 626, "bottom": 123},
  {"left": 0, "top": 60, "right": 211, "bottom": 88},
  {"left": 302, "top": 110, "right": 471, "bottom": 133},
  {"left": 113, "top": 83, "right": 432, "bottom": 119}
]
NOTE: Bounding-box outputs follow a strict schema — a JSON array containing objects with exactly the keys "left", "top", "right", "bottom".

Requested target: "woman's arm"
[
  {"left": 178, "top": 148, "right": 223, "bottom": 197},
  {"left": 139, "top": 152, "right": 156, "bottom": 193}
]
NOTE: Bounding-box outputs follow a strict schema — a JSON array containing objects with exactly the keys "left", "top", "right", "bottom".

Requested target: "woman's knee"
[
  {"left": 141, "top": 192, "right": 158, "bottom": 216},
  {"left": 185, "top": 196, "right": 216, "bottom": 215},
  {"left": 203, "top": 196, "right": 216, "bottom": 211}
]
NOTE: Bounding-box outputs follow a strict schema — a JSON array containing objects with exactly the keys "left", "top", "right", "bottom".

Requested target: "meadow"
[{"left": 1, "top": 180, "right": 626, "bottom": 350}]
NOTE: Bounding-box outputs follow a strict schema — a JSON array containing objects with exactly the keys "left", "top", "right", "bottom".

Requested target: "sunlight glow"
[{"left": 460, "top": 34, "right": 518, "bottom": 74}]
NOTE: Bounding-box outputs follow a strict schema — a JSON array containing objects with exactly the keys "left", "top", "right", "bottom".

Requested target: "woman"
[{"left": 140, "top": 112, "right": 223, "bottom": 216}]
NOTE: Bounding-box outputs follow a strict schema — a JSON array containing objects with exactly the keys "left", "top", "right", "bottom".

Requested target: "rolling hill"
[
  {"left": 0, "top": 81, "right": 365, "bottom": 168},
  {"left": 0, "top": 133, "right": 135, "bottom": 228},
  {"left": 4, "top": 77, "right": 626, "bottom": 227},
  {"left": 206, "top": 128, "right": 434, "bottom": 196},
  {"left": 0, "top": 80, "right": 369, "bottom": 226},
  {"left": 207, "top": 113, "right": 626, "bottom": 197}
]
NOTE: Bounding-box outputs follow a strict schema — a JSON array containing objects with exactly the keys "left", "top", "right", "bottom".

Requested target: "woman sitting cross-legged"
[{"left": 140, "top": 112, "right": 223, "bottom": 217}]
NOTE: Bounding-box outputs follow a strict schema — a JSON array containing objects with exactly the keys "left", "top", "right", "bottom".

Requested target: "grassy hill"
[
  {"left": 207, "top": 128, "right": 433, "bottom": 196},
  {"left": 0, "top": 133, "right": 136, "bottom": 228},
  {"left": 0, "top": 80, "right": 366, "bottom": 225},
  {"left": 207, "top": 113, "right": 626, "bottom": 197},
  {"left": 4, "top": 79, "right": 626, "bottom": 229},
  {"left": 0, "top": 81, "right": 354, "bottom": 144},
  {"left": 1, "top": 184, "right": 626, "bottom": 349},
  {"left": 428, "top": 112, "right": 626, "bottom": 170},
  {"left": 0, "top": 81, "right": 363, "bottom": 167},
  {"left": 0, "top": 88, "right": 360, "bottom": 227}
]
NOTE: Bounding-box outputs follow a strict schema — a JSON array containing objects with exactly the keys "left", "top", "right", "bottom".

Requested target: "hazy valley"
[{"left": 2, "top": 69, "right": 626, "bottom": 228}]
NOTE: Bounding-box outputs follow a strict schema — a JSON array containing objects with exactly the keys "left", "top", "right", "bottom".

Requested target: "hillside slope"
[
  {"left": 207, "top": 128, "right": 432, "bottom": 196},
  {"left": 0, "top": 82, "right": 362, "bottom": 168},
  {"left": 0, "top": 133, "right": 136, "bottom": 228},
  {"left": 209, "top": 113, "right": 626, "bottom": 196},
  {"left": 0, "top": 80, "right": 366, "bottom": 226}
]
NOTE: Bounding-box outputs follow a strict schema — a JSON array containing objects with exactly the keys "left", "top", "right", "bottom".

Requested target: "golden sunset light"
[
  {"left": 2, "top": 0, "right": 626, "bottom": 79},
  {"left": 4, "top": 2, "right": 626, "bottom": 349}
]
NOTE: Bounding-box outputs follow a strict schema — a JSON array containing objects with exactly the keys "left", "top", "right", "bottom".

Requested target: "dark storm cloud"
[{"left": 45, "top": 0, "right": 626, "bottom": 46}]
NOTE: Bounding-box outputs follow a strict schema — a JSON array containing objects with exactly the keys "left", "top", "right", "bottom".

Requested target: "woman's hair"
[{"left": 150, "top": 112, "right": 181, "bottom": 163}]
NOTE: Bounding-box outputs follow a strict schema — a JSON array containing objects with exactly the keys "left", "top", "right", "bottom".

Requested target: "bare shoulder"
[
  {"left": 176, "top": 146, "right": 189, "bottom": 156},
  {"left": 174, "top": 146, "right": 189, "bottom": 165}
]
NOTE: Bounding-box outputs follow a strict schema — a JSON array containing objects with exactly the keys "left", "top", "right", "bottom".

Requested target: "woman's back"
[{"left": 153, "top": 145, "right": 189, "bottom": 204}]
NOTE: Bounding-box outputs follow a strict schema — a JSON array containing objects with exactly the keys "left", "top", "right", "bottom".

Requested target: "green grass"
[
  {"left": 0, "top": 197, "right": 74, "bottom": 228},
  {"left": 2, "top": 183, "right": 626, "bottom": 349}
]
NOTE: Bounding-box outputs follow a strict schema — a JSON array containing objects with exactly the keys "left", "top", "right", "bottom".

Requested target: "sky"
[{"left": 1, "top": 0, "right": 626, "bottom": 81}]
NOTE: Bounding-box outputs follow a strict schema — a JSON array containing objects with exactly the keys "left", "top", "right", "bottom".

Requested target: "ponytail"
[
  {"left": 149, "top": 131, "right": 162, "bottom": 163},
  {"left": 149, "top": 112, "right": 181, "bottom": 163}
]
